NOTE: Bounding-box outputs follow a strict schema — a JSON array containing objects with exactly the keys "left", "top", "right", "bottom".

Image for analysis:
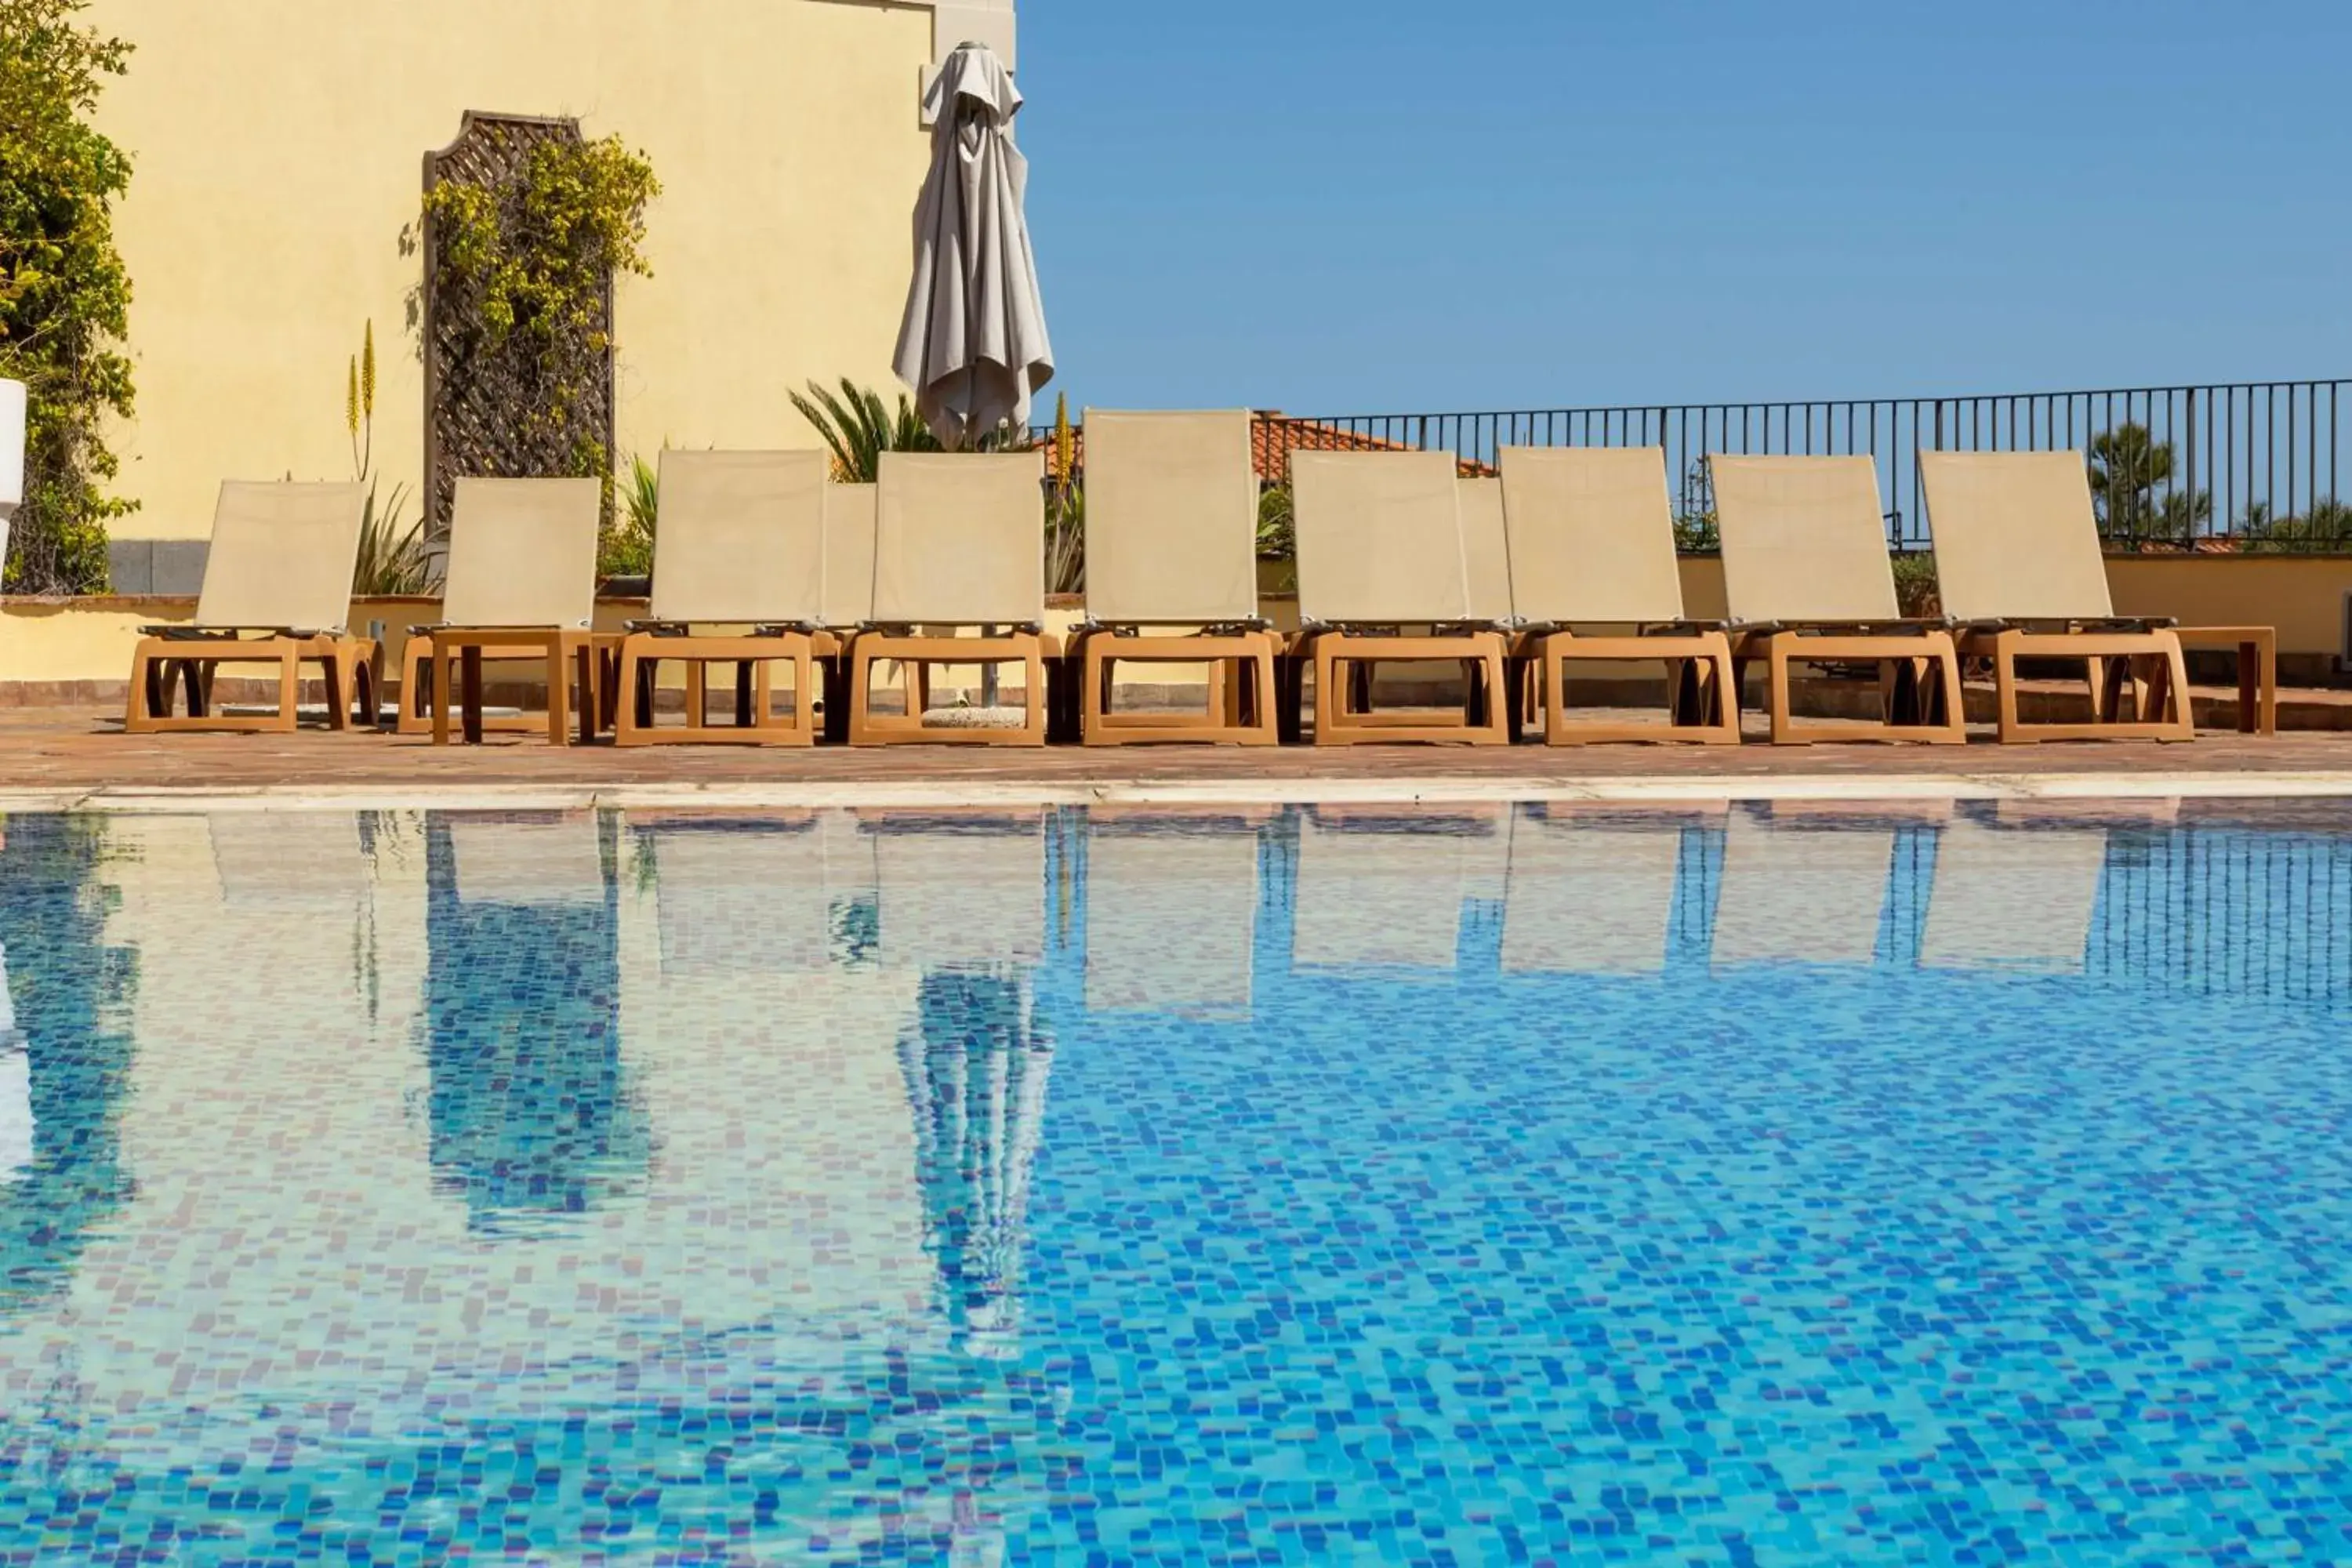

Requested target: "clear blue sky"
[{"left": 1016, "top": 0, "right": 2352, "bottom": 416}]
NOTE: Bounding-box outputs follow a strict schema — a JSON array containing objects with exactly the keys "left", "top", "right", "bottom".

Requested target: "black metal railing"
[{"left": 1180, "top": 382, "right": 2350, "bottom": 553}]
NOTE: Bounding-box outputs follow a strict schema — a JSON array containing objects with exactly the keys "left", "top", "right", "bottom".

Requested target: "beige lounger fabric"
[
  {"left": 650, "top": 451, "right": 829, "bottom": 626},
  {"left": 822, "top": 484, "right": 879, "bottom": 627},
  {"left": 448, "top": 817, "right": 608, "bottom": 906},
  {"left": 1083, "top": 410, "right": 1259, "bottom": 624},
  {"left": 1708, "top": 455, "right": 1900, "bottom": 623},
  {"left": 1457, "top": 477, "right": 1516, "bottom": 623},
  {"left": 1920, "top": 821, "right": 2107, "bottom": 974},
  {"left": 875, "top": 818, "right": 1045, "bottom": 970},
  {"left": 441, "top": 477, "right": 603, "bottom": 630},
  {"left": 1292, "top": 817, "right": 1470, "bottom": 972},
  {"left": 194, "top": 481, "right": 368, "bottom": 633},
  {"left": 872, "top": 452, "right": 1045, "bottom": 625},
  {"left": 1291, "top": 452, "right": 1471, "bottom": 624},
  {"left": 1711, "top": 813, "right": 1893, "bottom": 966},
  {"left": 1085, "top": 829, "right": 1258, "bottom": 1015},
  {"left": 1918, "top": 451, "right": 2117, "bottom": 624},
  {"left": 1498, "top": 447, "right": 1686, "bottom": 624},
  {"left": 1501, "top": 813, "right": 1684, "bottom": 975}
]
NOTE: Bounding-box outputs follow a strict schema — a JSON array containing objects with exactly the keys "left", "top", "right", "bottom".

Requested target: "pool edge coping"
[{"left": 5, "top": 771, "right": 2352, "bottom": 812}]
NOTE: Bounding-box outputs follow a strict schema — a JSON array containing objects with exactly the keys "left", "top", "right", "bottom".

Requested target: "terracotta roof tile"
[{"left": 1044, "top": 413, "right": 1494, "bottom": 484}]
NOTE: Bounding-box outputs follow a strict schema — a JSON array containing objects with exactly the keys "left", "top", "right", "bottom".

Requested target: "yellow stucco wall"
[{"left": 85, "top": 0, "right": 942, "bottom": 539}]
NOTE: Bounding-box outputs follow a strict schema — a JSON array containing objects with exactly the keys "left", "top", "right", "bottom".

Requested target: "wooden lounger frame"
[
  {"left": 845, "top": 627, "right": 1057, "bottom": 746},
  {"left": 1961, "top": 621, "right": 2193, "bottom": 744},
  {"left": 611, "top": 626, "right": 832, "bottom": 747},
  {"left": 125, "top": 629, "right": 377, "bottom": 734},
  {"left": 1076, "top": 626, "right": 1282, "bottom": 746},
  {"left": 1293, "top": 626, "right": 1513, "bottom": 746},
  {"left": 1523, "top": 624, "right": 1741, "bottom": 746},
  {"left": 1733, "top": 622, "right": 1969, "bottom": 746},
  {"left": 420, "top": 627, "right": 607, "bottom": 746}
]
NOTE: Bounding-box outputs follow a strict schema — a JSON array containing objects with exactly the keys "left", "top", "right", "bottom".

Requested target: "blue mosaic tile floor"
[{"left": 0, "top": 804, "right": 2347, "bottom": 1565}]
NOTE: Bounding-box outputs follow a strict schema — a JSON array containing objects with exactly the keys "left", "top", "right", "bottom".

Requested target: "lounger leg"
[
  {"left": 1081, "top": 638, "right": 1110, "bottom": 743},
  {"left": 1023, "top": 644, "right": 1048, "bottom": 746},
  {"left": 354, "top": 648, "right": 380, "bottom": 730},
  {"left": 576, "top": 642, "right": 598, "bottom": 746},
  {"left": 321, "top": 650, "right": 348, "bottom": 732},
  {"left": 463, "top": 646, "right": 487, "bottom": 745},
  {"left": 1766, "top": 641, "right": 1805, "bottom": 746},
  {"left": 1992, "top": 633, "right": 2026, "bottom": 744},
  {"left": 1245, "top": 639, "right": 1280, "bottom": 745},
  {"left": 1312, "top": 641, "right": 1341, "bottom": 744},
  {"left": 1473, "top": 641, "right": 1510, "bottom": 746},
  {"left": 848, "top": 639, "right": 877, "bottom": 745},
  {"left": 126, "top": 645, "right": 161, "bottom": 732},
  {"left": 1701, "top": 637, "right": 1742, "bottom": 743},
  {"left": 546, "top": 644, "right": 573, "bottom": 746}
]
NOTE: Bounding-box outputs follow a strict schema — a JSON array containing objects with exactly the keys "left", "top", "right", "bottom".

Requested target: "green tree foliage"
[
  {"left": 0, "top": 0, "right": 135, "bottom": 593},
  {"left": 2236, "top": 498, "right": 2352, "bottom": 554},
  {"left": 2089, "top": 423, "right": 2209, "bottom": 546}
]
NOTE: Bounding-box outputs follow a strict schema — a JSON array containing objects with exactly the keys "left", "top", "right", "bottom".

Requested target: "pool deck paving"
[{"left": 4, "top": 705, "right": 2352, "bottom": 811}]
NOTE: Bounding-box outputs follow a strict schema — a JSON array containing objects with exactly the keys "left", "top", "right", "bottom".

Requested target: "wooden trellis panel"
[{"left": 420, "top": 112, "right": 615, "bottom": 536}]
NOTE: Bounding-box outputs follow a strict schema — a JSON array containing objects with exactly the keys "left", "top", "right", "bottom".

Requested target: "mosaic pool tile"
[{"left": 0, "top": 804, "right": 2347, "bottom": 1563}]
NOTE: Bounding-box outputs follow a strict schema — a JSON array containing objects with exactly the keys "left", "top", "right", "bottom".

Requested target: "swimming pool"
[{"left": 0, "top": 803, "right": 2347, "bottom": 1564}]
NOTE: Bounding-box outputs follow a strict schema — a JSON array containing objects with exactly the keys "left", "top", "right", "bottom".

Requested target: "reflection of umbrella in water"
[
  {"left": 0, "top": 942, "right": 29, "bottom": 1187},
  {"left": 423, "top": 816, "right": 649, "bottom": 1234},
  {"left": 898, "top": 971, "right": 1053, "bottom": 1352}
]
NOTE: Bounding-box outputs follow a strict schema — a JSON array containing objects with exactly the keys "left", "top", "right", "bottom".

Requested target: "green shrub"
[{"left": 0, "top": 0, "right": 136, "bottom": 593}]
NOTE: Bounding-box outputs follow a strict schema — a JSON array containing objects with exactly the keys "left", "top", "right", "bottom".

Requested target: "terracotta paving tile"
[{"left": 3, "top": 706, "right": 2350, "bottom": 794}]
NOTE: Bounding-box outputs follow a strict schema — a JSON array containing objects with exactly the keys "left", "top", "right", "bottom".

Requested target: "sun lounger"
[
  {"left": 1919, "top": 816, "right": 2107, "bottom": 973},
  {"left": 124, "top": 481, "right": 376, "bottom": 733},
  {"left": 1289, "top": 451, "right": 1511, "bottom": 745},
  {"left": 873, "top": 815, "right": 1046, "bottom": 971},
  {"left": 1076, "top": 410, "right": 1279, "bottom": 745},
  {"left": 848, "top": 453, "right": 1054, "bottom": 746},
  {"left": 402, "top": 477, "right": 605, "bottom": 746},
  {"left": 613, "top": 450, "right": 829, "bottom": 746},
  {"left": 1706, "top": 454, "right": 1966, "bottom": 746},
  {"left": 1501, "top": 808, "right": 1690, "bottom": 974},
  {"left": 1086, "top": 821, "right": 1261, "bottom": 1016},
  {"left": 1711, "top": 809, "right": 1895, "bottom": 966},
  {"left": 1292, "top": 811, "right": 1482, "bottom": 973},
  {"left": 1918, "top": 450, "right": 2194, "bottom": 743},
  {"left": 1500, "top": 447, "right": 1740, "bottom": 745}
]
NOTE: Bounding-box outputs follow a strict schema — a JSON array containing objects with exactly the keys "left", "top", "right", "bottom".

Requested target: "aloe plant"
[{"left": 342, "top": 321, "right": 438, "bottom": 595}]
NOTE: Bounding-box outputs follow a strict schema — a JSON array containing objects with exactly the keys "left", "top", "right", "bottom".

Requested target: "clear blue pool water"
[{"left": 0, "top": 803, "right": 2348, "bottom": 1565}]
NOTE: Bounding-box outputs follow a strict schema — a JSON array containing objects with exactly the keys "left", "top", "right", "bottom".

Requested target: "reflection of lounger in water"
[
  {"left": 1711, "top": 811, "right": 1895, "bottom": 967},
  {"left": 646, "top": 818, "right": 837, "bottom": 975},
  {"left": 1502, "top": 811, "right": 1686, "bottom": 975},
  {"left": 208, "top": 812, "right": 368, "bottom": 909},
  {"left": 873, "top": 815, "right": 1046, "bottom": 973},
  {"left": 427, "top": 815, "right": 646, "bottom": 1232},
  {"left": 1085, "top": 823, "right": 1259, "bottom": 1018},
  {"left": 1293, "top": 812, "right": 1491, "bottom": 975},
  {"left": 1921, "top": 818, "right": 2108, "bottom": 975}
]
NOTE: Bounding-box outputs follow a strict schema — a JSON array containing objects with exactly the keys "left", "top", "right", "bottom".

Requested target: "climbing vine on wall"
[{"left": 418, "top": 114, "right": 657, "bottom": 535}]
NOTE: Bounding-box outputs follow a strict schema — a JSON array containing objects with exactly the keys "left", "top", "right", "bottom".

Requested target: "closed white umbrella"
[{"left": 894, "top": 43, "right": 1054, "bottom": 448}]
